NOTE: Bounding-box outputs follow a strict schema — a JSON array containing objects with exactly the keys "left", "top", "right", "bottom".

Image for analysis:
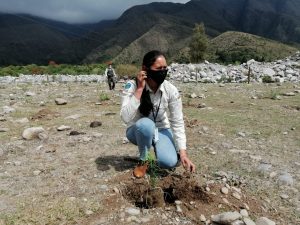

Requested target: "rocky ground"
[{"left": 0, "top": 81, "right": 299, "bottom": 225}]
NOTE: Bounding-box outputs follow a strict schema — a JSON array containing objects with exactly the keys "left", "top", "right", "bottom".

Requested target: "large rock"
[
  {"left": 256, "top": 217, "right": 275, "bottom": 225},
  {"left": 55, "top": 98, "right": 67, "bottom": 105},
  {"left": 211, "top": 211, "right": 242, "bottom": 224},
  {"left": 22, "top": 127, "right": 47, "bottom": 140}
]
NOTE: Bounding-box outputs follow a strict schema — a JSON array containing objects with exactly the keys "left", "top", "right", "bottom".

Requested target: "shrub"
[
  {"left": 262, "top": 75, "right": 274, "bottom": 83},
  {"left": 116, "top": 64, "right": 139, "bottom": 79}
]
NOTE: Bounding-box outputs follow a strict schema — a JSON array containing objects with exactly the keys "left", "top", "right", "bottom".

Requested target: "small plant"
[
  {"left": 99, "top": 92, "right": 110, "bottom": 101},
  {"left": 145, "top": 151, "right": 159, "bottom": 188}
]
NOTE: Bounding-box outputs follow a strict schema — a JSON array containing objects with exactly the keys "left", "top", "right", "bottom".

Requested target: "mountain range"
[{"left": 0, "top": 0, "right": 300, "bottom": 66}]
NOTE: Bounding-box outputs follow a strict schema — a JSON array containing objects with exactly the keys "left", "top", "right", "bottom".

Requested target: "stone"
[
  {"left": 283, "top": 92, "right": 296, "bottom": 96},
  {"left": 257, "top": 163, "right": 272, "bottom": 174},
  {"left": 85, "top": 210, "right": 93, "bottom": 215},
  {"left": 211, "top": 211, "right": 242, "bottom": 224},
  {"left": 22, "top": 127, "right": 46, "bottom": 140},
  {"left": 200, "top": 214, "right": 206, "bottom": 222},
  {"left": 0, "top": 128, "right": 9, "bottom": 132},
  {"left": 125, "top": 207, "right": 140, "bottom": 216},
  {"left": 33, "top": 170, "right": 42, "bottom": 176},
  {"left": 240, "top": 209, "right": 249, "bottom": 217},
  {"left": 65, "top": 114, "right": 81, "bottom": 120},
  {"left": 55, "top": 98, "right": 67, "bottom": 105},
  {"left": 90, "top": 121, "right": 102, "bottom": 128},
  {"left": 57, "top": 125, "right": 71, "bottom": 131},
  {"left": 232, "top": 192, "right": 241, "bottom": 200},
  {"left": 190, "top": 93, "right": 197, "bottom": 98},
  {"left": 25, "top": 91, "right": 35, "bottom": 96},
  {"left": 176, "top": 205, "right": 183, "bottom": 213},
  {"left": 263, "top": 68, "right": 276, "bottom": 77},
  {"left": 3, "top": 106, "right": 15, "bottom": 114},
  {"left": 237, "top": 132, "right": 246, "bottom": 137},
  {"left": 243, "top": 217, "right": 256, "bottom": 225},
  {"left": 15, "top": 118, "right": 29, "bottom": 124},
  {"left": 280, "top": 194, "right": 289, "bottom": 199},
  {"left": 221, "top": 187, "right": 229, "bottom": 195},
  {"left": 232, "top": 220, "right": 246, "bottom": 225},
  {"left": 256, "top": 217, "right": 275, "bottom": 225},
  {"left": 278, "top": 172, "right": 294, "bottom": 186}
]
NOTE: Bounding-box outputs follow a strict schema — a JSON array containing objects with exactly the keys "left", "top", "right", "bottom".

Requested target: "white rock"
[
  {"left": 232, "top": 192, "right": 241, "bottom": 200},
  {"left": 278, "top": 172, "right": 294, "bottom": 186},
  {"left": 55, "top": 98, "right": 67, "bottom": 105},
  {"left": 256, "top": 217, "right": 275, "bottom": 225},
  {"left": 125, "top": 207, "right": 140, "bottom": 216},
  {"left": 176, "top": 205, "right": 183, "bottom": 213},
  {"left": 85, "top": 210, "right": 93, "bottom": 215},
  {"left": 0, "top": 128, "right": 9, "bottom": 132},
  {"left": 243, "top": 217, "right": 256, "bottom": 225},
  {"left": 240, "top": 209, "right": 249, "bottom": 217},
  {"left": 211, "top": 211, "right": 242, "bottom": 223},
  {"left": 3, "top": 106, "right": 16, "bottom": 114},
  {"left": 57, "top": 125, "right": 71, "bottom": 131},
  {"left": 15, "top": 118, "right": 29, "bottom": 124},
  {"left": 25, "top": 91, "right": 35, "bottom": 96},
  {"left": 33, "top": 170, "right": 42, "bottom": 176},
  {"left": 221, "top": 187, "right": 229, "bottom": 195},
  {"left": 65, "top": 114, "right": 81, "bottom": 120},
  {"left": 263, "top": 68, "right": 276, "bottom": 77},
  {"left": 22, "top": 127, "right": 46, "bottom": 140},
  {"left": 200, "top": 214, "right": 206, "bottom": 222},
  {"left": 232, "top": 220, "right": 246, "bottom": 225}
]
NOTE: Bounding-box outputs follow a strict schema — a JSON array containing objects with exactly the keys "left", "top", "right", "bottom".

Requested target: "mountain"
[
  {"left": 0, "top": 0, "right": 300, "bottom": 66},
  {"left": 0, "top": 13, "right": 114, "bottom": 65},
  {"left": 84, "top": 0, "right": 300, "bottom": 64}
]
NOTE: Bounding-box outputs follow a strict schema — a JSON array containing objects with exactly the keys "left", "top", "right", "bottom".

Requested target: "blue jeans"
[{"left": 126, "top": 118, "right": 178, "bottom": 169}]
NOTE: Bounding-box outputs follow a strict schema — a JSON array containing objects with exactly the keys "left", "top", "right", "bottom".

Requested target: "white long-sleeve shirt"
[{"left": 120, "top": 80, "right": 186, "bottom": 150}]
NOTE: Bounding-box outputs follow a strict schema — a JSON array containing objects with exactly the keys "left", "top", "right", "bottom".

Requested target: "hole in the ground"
[
  {"left": 163, "top": 187, "right": 177, "bottom": 204},
  {"left": 122, "top": 173, "right": 212, "bottom": 209}
]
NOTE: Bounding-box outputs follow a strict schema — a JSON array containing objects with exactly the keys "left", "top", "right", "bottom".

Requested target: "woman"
[{"left": 120, "top": 50, "right": 195, "bottom": 178}]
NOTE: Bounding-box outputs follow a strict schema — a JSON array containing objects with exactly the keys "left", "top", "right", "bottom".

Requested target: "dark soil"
[{"left": 119, "top": 171, "right": 271, "bottom": 222}]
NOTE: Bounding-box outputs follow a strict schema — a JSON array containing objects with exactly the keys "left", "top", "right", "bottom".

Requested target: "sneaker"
[{"left": 133, "top": 161, "right": 148, "bottom": 178}]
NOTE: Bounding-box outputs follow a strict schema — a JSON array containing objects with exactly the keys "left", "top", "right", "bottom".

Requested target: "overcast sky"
[{"left": 0, "top": 0, "right": 190, "bottom": 24}]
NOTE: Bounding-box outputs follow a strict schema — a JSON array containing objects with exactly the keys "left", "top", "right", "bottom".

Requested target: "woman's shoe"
[{"left": 133, "top": 161, "right": 148, "bottom": 178}]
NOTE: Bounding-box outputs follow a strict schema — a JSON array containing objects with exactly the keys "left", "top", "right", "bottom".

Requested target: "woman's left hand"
[{"left": 179, "top": 150, "right": 196, "bottom": 173}]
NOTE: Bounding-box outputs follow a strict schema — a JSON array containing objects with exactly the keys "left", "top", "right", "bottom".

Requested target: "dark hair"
[
  {"left": 138, "top": 50, "right": 165, "bottom": 117},
  {"left": 142, "top": 50, "right": 165, "bottom": 69}
]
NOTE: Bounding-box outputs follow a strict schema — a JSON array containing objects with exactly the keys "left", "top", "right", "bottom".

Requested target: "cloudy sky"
[{"left": 0, "top": 0, "right": 190, "bottom": 24}]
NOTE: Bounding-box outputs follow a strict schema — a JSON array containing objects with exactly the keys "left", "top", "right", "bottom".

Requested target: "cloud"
[{"left": 0, "top": 0, "right": 190, "bottom": 24}]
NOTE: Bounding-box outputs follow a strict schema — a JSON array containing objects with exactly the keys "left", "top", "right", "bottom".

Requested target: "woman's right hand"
[
  {"left": 134, "top": 70, "right": 147, "bottom": 100},
  {"left": 136, "top": 70, "right": 147, "bottom": 90}
]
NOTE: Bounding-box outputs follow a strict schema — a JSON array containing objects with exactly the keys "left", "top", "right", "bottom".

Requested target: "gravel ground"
[{"left": 0, "top": 81, "right": 299, "bottom": 224}]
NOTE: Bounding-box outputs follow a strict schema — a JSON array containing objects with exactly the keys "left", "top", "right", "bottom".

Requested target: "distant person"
[
  {"left": 105, "top": 64, "right": 116, "bottom": 90},
  {"left": 120, "top": 50, "right": 195, "bottom": 178}
]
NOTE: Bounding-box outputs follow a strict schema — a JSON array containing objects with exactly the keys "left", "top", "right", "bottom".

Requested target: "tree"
[{"left": 189, "top": 23, "right": 208, "bottom": 63}]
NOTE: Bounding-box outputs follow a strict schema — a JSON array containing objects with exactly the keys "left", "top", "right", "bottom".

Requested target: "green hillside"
[{"left": 207, "top": 31, "right": 299, "bottom": 63}]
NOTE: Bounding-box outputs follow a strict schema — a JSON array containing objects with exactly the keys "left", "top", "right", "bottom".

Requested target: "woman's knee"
[
  {"left": 135, "top": 118, "right": 155, "bottom": 137},
  {"left": 158, "top": 155, "right": 178, "bottom": 169}
]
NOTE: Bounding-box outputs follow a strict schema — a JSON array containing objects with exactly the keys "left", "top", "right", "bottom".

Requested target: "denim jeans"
[{"left": 126, "top": 118, "right": 178, "bottom": 168}]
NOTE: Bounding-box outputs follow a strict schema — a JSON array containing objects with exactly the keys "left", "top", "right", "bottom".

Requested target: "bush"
[
  {"left": 116, "top": 64, "right": 139, "bottom": 79},
  {"left": 262, "top": 75, "right": 274, "bottom": 83}
]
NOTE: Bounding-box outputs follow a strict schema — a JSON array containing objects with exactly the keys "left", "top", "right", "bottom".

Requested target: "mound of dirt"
[
  {"left": 30, "top": 108, "right": 60, "bottom": 120},
  {"left": 118, "top": 171, "right": 272, "bottom": 223}
]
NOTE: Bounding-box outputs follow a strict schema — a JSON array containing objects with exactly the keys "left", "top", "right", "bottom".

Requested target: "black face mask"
[{"left": 147, "top": 69, "right": 168, "bottom": 85}]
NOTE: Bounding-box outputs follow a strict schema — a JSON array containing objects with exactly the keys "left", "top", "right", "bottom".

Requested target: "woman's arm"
[
  {"left": 120, "top": 71, "right": 147, "bottom": 124},
  {"left": 168, "top": 85, "right": 196, "bottom": 172}
]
